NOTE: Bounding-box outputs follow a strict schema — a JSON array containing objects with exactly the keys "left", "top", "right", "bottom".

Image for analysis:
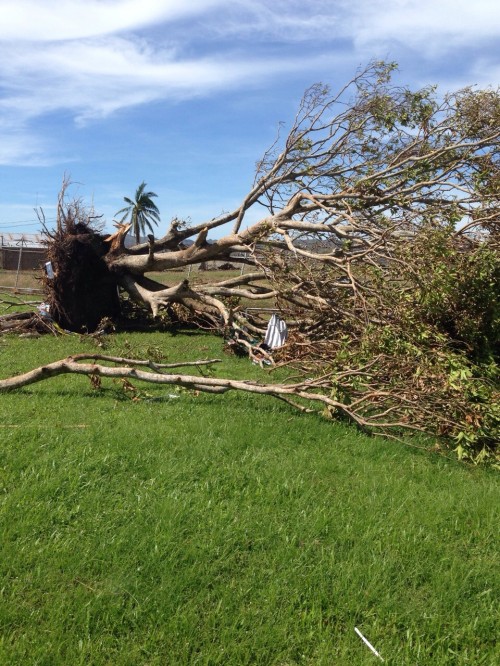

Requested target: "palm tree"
[{"left": 115, "top": 182, "right": 161, "bottom": 244}]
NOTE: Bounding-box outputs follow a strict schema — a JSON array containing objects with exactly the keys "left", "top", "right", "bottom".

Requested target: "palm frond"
[{"left": 115, "top": 182, "right": 161, "bottom": 241}]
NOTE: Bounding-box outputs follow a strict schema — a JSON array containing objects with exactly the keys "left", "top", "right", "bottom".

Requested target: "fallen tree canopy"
[
  {"left": 35, "top": 61, "right": 499, "bottom": 341},
  {"left": 3, "top": 61, "right": 499, "bottom": 461}
]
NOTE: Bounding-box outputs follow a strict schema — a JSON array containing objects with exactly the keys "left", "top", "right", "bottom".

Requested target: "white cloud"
[
  {"left": 0, "top": 20, "right": 333, "bottom": 164},
  {"left": 436, "top": 59, "right": 500, "bottom": 93},
  {"left": 0, "top": 36, "right": 324, "bottom": 126},
  {"left": 196, "top": 0, "right": 345, "bottom": 43},
  {"left": 345, "top": 0, "right": 500, "bottom": 55},
  {"left": 0, "top": 0, "right": 498, "bottom": 166},
  {"left": 180, "top": 0, "right": 500, "bottom": 55},
  {"left": 0, "top": 0, "right": 225, "bottom": 41},
  {"left": 0, "top": 128, "right": 63, "bottom": 167}
]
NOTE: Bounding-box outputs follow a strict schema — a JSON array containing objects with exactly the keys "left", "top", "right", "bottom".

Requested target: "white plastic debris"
[
  {"left": 354, "top": 627, "right": 384, "bottom": 661},
  {"left": 44, "top": 261, "right": 54, "bottom": 279}
]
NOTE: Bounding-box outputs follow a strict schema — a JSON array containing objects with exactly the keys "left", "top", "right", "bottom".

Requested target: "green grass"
[
  {"left": 0, "top": 269, "right": 44, "bottom": 292},
  {"left": 0, "top": 332, "right": 498, "bottom": 665}
]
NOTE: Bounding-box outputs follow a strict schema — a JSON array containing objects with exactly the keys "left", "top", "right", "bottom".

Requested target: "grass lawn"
[
  {"left": 0, "top": 269, "right": 44, "bottom": 293},
  {"left": 0, "top": 331, "right": 498, "bottom": 665}
]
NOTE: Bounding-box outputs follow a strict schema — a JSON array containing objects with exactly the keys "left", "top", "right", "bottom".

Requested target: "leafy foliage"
[
  {"left": 269, "top": 225, "right": 499, "bottom": 462},
  {"left": 396, "top": 226, "right": 499, "bottom": 361}
]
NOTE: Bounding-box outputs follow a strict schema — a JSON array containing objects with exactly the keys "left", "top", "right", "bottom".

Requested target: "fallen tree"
[
  {"left": 3, "top": 61, "right": 499, "bottom": 460},
  {"left": 35, "top": 61, "right": 498, "bottom": 340}
]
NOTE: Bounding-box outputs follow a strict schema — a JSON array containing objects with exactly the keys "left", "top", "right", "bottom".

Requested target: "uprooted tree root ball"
[{"left": 44, "top": 219, "right": 121, "bottom": 332}]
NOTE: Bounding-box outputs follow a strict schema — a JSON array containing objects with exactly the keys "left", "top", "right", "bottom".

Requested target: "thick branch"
[{"left": 0, "top": 355, "right": 422, "bottom": 433}]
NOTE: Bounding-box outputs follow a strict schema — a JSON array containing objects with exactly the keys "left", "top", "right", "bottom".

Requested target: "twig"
[{"left": 354, "top": 627, "right": 384, "bottom": 662}]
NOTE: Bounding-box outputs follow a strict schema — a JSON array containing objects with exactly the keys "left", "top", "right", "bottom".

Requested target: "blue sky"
[{"left": 0, "top": 0, "right": 499, "bottom": 237}]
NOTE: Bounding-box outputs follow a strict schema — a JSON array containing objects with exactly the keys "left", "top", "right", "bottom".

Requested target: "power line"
[
  {"left": 0, "top": 221, "right": 39, "bottom": 228},
  {"left": 0, "top": 219, "right": 56, "bottom": 229}
]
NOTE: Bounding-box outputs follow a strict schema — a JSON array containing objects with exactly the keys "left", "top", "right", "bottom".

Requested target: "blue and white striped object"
[{"left": 264, "top": 314, "right": 288, "bottom": 349}]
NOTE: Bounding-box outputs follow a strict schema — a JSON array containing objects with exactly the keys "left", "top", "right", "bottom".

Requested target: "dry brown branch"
[
  {"left": 0, "top": 354, "right": 426, "bottom": 434},
  {"left": 0, "top": 311, "right": 60, "bottom": 336},
  {"left": 63, "top": 353, "right": 221, "bottom": 370}
]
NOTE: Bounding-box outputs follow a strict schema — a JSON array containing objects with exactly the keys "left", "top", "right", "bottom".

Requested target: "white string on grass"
[{"left": 354, "top": 627, "right": 384, "bottom": 661}]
